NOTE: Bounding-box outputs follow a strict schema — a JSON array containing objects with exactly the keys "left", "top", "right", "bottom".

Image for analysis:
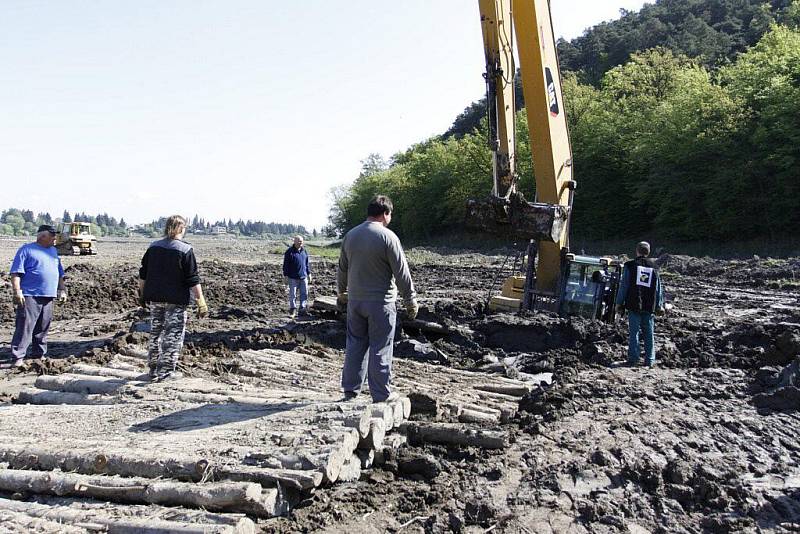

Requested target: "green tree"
[{"left": 717, "top": 24, "right": 800, "bottom": 237}]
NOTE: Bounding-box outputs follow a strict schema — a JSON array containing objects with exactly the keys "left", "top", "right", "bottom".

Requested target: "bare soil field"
[{"left": 0, "top": 235, "right": 799, "bottom": 533}]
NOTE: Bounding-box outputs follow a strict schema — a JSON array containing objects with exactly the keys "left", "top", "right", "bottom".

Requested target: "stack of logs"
[{"left": 0, "top": 343, "right": 538, "bottom": 527}]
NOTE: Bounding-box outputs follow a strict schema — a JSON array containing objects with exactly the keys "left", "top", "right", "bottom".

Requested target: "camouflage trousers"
[{"left": 148, "top": 303, "right": 188, "bottom": 374}]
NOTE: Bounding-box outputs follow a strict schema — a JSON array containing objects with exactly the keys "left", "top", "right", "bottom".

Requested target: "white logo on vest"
[{"left": 636, "top": 266, "right": 654, "bottom": 288}]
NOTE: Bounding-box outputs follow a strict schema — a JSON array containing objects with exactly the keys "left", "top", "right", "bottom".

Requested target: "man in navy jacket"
[
  {"left": 283, "top": 235, "right": 311, "bottom": 317},
  {"left": 615, "top": 241, "right": 664, "bottom": 367}
]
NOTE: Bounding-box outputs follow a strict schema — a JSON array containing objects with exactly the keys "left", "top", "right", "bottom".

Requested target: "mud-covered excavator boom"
[{"left": 469, "top": 0, "right": 621, "bottom": 322}]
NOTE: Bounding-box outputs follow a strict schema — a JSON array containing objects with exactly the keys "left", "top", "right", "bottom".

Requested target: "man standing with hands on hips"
[
  {"left": 337, "top": 195, "right": 418, "bottom": 403},
  {"left": 5, "top": 225, "right": 67, "bottom": 367}
]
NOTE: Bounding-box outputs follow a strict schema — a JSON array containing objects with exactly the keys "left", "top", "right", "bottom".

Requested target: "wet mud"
[{"left": 1, "top": 248, "right": 799, "bottom": 533}]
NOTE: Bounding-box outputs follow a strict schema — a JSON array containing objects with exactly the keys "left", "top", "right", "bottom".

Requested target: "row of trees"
[
  {"left": 1, "top": 208, "right": 312, "bottom": 239},
  {"left": 0, "top": 209, "right": 55, "bottom": 237},
  {"left": 139, "top": 216, "right": 311, "bottom": 238},
  {"left": 328, "top": 22, "right": 800, "bottom": 242},
  {"left": 0, "top": 209, "right": 130, "bottom": 237}
]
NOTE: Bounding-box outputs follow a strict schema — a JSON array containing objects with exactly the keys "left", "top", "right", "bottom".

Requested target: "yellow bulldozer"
[{"left": 56, "top": 222, "right": 98, "bottom": 256}]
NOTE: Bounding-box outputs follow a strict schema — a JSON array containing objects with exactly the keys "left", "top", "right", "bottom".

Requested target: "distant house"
[{"left": 211, "top": 226, "right": 227, "bottom": 235}]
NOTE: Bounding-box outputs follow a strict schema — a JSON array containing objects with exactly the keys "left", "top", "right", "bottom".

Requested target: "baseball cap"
[{"left": 38, "top": 224, "right": 57, "bottom": 234}]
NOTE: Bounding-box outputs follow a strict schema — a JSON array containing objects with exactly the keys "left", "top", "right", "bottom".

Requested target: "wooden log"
[
  {"left": 250, "top": 448, "right": 345, "bottom": 485},
  {"left": 397, "top": 422, "right": 508, "bottom": 450},
  {"left": 337, "top": 454, "right": 362, "bottom": 482},
  {"left": 15, "top": 387, "right": 115, "bottom": 405},
  {"left": 219, "top": 466, "right": 323, "bottom": 491},
  {"left": 370, "top": 403, "right": 394, "bottom": 430},
  {"left": 0, "top": 497, "right": 255, "bottom": 533},
  {"left": 389, "top": 398, "right": 404, "bottom": 425},
  {"left": 400, "top": 396, "right": 412, "bottom": 419},
  {"left": 459, "top": 402, "right": 501, "bottom": 417},
  {"left": 357, "top": 418, "right": 386, "bottom": 451},
  {"left": 0, "top": 445, "right": 211, "bottom": 482},
  {"left": 458, "top": 408, "right": 500, "bottom": 425},
  {"left": 105, "top": 359, "right": 140, "bottom": 371},
  {"left": 120, "top": 345, "right": 149, "bottom": 359},
  {"left": 342, "top": 410, "right": 372, "bottom": 439},
  {"left": 70, "top": 363, "right": 146, "bottom": 380},
  {"left": 401, "top": 319, "right": 474, "bottom": 336},
  {"left": 34, "top": 374, "right": 131, "bottom": 394},
  {"left": 355, "top": 449, "right": 375, "bottom": 470},
  {"left": 473, "top": 382, "right": 532, "bottom": 397},
  {"left": 0, "top": 469, "right": 286, "bottom": 518}
]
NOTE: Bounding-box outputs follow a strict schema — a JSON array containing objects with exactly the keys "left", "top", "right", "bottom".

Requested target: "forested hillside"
[{"left": 329, "top": 0, "right": 800, "bottom": 244}]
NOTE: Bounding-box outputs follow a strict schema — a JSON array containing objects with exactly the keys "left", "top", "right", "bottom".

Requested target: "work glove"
[
  {"left": 196, "top": 296, "right": 209, "bottom": 319},
  {"left": 615, "top": 304, "right": 625, "bottom": 316},
  {"left": 57, "top": 288, "right": 68, "bottom": 303},
  {"left": 307, "top": 275, "right": 312, "bottom": 285},
  {"left": 336, "top": 292, "right": 348, "bottom": 312},
  {"left": 12, "top": 290, "right": 25, "bottom": 307},
  {"left": 405, "top": 299, "right": 419, "bottom": 321}
]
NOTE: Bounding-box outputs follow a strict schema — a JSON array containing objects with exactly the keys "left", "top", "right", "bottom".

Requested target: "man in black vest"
[{"left": 615, "top": 241, "right": 664, "bottom": 367}]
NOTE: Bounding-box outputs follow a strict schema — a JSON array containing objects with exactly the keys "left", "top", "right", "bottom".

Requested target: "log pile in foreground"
[{"left": 0, "top": 344, "right": 538, "bottom": 528}]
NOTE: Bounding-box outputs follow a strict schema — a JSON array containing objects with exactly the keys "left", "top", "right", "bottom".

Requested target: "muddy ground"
[{"left": 1, "top": 236, "right": 799, "bottom": 533}]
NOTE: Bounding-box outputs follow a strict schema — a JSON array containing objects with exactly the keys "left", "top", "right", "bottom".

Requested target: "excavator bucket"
[{"left": 466, "top": 192, "right": 569, "bottom": 242}]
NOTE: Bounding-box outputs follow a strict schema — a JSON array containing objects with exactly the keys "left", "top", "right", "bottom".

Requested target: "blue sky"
[{"left": 1, "top": 1, "right": 648, "bottom": 230}]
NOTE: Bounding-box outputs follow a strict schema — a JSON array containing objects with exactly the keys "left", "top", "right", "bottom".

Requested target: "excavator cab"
[{"left": 558, "top": 255, "right": 621, "bottom": 321}]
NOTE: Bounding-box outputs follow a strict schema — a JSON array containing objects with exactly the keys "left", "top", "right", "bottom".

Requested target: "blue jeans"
[
  {"left": 627, "top": 311, "right": 655, "bottom": 365},
  {"left": 288, "top": 277, "right": 308, "bottom": 311}
]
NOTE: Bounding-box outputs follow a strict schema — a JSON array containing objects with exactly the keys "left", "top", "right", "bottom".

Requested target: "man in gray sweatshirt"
[{"left": 337, "top": 195, "right": 418, "bottom": 402}]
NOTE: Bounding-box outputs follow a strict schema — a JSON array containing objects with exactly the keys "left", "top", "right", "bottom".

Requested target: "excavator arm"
[
  {"left": 467, "top": 1, "right": 621, "bottom": 321},
  {"left": 470, "top": 0, "right": 575, "bottom": 298}
]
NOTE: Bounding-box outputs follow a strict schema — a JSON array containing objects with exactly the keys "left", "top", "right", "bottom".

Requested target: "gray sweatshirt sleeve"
[
  {"left": 386, "top": 234, "right": 416, "bottom": 301},
  {"left": 336, "top": 237, "right": 349, "bottom": 295}
]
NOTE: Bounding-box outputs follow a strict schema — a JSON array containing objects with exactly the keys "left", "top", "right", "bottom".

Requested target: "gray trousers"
[
  {"left": 11, "top": 296, "right": 54, "bottom": 360},
  {"left": 148, "top": 303, "right": 188, "bottom": 373},
  {"left": 341, "top": 299, "right": 396, "bottom": 402}
]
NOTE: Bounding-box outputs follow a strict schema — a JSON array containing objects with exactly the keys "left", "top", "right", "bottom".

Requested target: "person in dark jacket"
[
  {"left": 615, "top": 241, "right": 664, "bottom": 367},
  {"left": 283, "top": 235, "right": 311, "bottom": 317},
  {"left": 138, "top": 215, "right": 208, "bottom": 381}
]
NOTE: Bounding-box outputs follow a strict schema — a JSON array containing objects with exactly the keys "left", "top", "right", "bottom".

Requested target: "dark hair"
[{"left": 367, "top": 195, "right": 393, "bottom": 217}]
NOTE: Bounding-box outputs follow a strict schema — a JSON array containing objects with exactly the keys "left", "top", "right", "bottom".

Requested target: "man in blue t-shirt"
[{"left": 5, "top": 225, "right": 67, "bottom": 366}]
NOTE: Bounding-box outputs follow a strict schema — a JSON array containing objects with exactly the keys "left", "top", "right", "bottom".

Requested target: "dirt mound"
[
  {"left": 657, "top": 254, "right": 720, "bottom": 276},
  {"left": 658, "top": 253, "right": 800, "bottom": 289}
]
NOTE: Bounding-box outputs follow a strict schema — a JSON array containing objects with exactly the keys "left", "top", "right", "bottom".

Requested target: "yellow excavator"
[
  {"left": 468, "top": 0, "right": 621, "bottom": 322},
  {"left": 56, "top": 221, "right": 98, "bottom": 256}
]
